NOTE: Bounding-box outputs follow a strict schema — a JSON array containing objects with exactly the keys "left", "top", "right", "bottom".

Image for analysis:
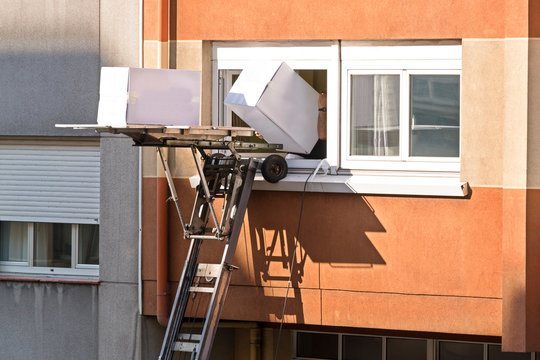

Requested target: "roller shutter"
[{"left": 0, "top": 139, "right": 100, "bottom": 224}]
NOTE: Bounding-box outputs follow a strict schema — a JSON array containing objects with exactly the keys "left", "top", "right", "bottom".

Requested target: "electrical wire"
[{"left": 273, "top": 172, "right": 313, "bottom": 360}]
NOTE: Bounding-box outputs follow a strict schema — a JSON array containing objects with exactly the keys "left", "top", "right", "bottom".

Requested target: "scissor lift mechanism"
[{"left": 91, "top": 125, "right": 283, "bottom": 360}]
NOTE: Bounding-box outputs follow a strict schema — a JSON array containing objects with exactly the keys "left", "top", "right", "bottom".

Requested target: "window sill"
[
  {"left": 252, "top": 173, "right": 469, "bottom": 197},
  {"left": 188, "top": 159, "right": 468, "bottom": 197},
  {"left": 0, "top": 265, "right": 99, "bottom": 280},
  {"left": 0, "top": 274, "right": 99, "bottom": 285}
]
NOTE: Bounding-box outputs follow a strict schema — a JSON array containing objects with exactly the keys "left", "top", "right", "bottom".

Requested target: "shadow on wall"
[
  {"left": 0, "top": 52, "right": 99, "bottom": 136},
  {"left": 245, "top": 190, "right": 386, "bottom": 322}
]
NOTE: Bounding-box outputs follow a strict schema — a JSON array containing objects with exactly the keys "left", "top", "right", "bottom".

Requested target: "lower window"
[
  {"left": 294, "top": 331, "right": 537, "bottom": 360},
  {"left": 0, "top": 221, "right": 99, "bottom": 277}
]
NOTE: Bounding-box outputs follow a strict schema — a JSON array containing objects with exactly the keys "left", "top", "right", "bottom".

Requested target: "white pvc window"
[
  {"left": 341, "top": 44, "right": 462, "bottom": 172},
  {"left": 0, "top": 221, "right": 99, "bottom": 278}
]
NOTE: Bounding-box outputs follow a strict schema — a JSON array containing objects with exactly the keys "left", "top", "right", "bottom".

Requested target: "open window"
[{"left": 212, "top": 41, "right": 340, "bottom": 169}]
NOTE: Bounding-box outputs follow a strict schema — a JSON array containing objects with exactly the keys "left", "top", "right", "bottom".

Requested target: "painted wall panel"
[
  {"left": 0, "top": 0, "right": 99, "bottom": 136},
  {"left": 461, "top": 40, "right": 504, "bottom": 187},
  {"left": 0, "top": 282, "right": 98, "bottom": 360},
  {"left": 527, "top": 39, "right": 540, "bottom": 188},
  {"left": 172, "top": 0, "right": 525, "bottom": 41},
  {"left": 98, "top": 136, "right": 141, "bottom": 359}
]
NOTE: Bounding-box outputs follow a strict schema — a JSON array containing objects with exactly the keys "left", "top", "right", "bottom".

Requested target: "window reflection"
[
  {"left": 297, "top": 332, "right": 338, "bottom": 360},
  {"left": 439, "top": 341, "right": 483, "bottom": 360},
  {"left": 410, "top": 75, "right": 460, "bottom": 157},
  {"left": 387, "top": 338, "right": 427, "bottom": 360},
  {"left": 78, "top": 224, "right": 99, "bottom": 265},
  {"left": 0, "top": 221, "right": 28, "bottom": 262},
  {"left": 34, "top": 223, "right": 72, "bottom": 268},
  {"left": 343, "top": 335, "right": 382, "bottom": 360}
]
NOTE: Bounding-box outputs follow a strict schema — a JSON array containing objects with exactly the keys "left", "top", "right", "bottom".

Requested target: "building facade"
[
  {"left": 141, "top": 0, "right": 540, "bottom": 358},
  {"left": 0, "top": 1, "right": 142, "bottom": 359},
  {"left": 1, "top": 1, "right": 540, "bottom": 359}
]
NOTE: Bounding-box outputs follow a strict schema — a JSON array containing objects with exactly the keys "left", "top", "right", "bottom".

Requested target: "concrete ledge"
[
  {"left": 0, "top": 275, "right": 99, "bottom": 285},
  {"left": 253, "top": 173, "right": 469, "bottom": 197}
]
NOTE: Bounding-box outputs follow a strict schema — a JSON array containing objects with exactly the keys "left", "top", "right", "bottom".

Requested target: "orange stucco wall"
[
  {"left": 151, "top": 0, "right": 530, "bottom": 41},
  {"left": 142, "top": 178, "right": 505, "bottom": 336},
  {"left": 502, "top": 188, "right": 540, "bottom": 350},
  {"left": 144, "top": 0, "right": 540, "bottom": 41}
]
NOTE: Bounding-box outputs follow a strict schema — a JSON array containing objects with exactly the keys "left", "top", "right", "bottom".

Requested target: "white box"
[
  {"left": 97, "top": 67, "right": 201, "bottom": 127},
  {"left": 224, "top": 62, "right": 319, "bottom": 154}
]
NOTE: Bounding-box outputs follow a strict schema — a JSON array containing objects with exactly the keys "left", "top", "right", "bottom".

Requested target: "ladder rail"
[
  {"left": 158, "top": 237, "right": 203, "bottom": 360},
  {"left": 196, "top": 158, "right": 258, "bottom": 360}
]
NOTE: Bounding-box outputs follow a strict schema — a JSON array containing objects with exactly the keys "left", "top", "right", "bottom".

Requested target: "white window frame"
[
  {"left": 212, "top": 41, "right": 340, "bottom": 170},
  {"left": 341, "top": 43, "right": 462, "bottom": 173},
  {"left": 219, "top": 70, "right": 242, "bottom": 128},
  {"left": 0, "top": 222, "right": 99, "bottom": 278}
]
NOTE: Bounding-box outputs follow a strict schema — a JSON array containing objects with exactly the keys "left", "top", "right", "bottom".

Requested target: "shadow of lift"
[{"left": 245, "top": 190, "right": 387, "bottom": 323}]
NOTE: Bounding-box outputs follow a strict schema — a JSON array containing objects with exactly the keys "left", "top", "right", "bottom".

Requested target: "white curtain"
[
  {"left": 351, "top": 75, "right": 399, "bottom": 156},
  {"left": 34, "top": 223, "right": 54, "bottom": 267},
  {"left": 373, "top": 76, "right": 397, "bottom": 155},
  {"left": 0, "top": 222, "right": 28, "bottom": 262}
]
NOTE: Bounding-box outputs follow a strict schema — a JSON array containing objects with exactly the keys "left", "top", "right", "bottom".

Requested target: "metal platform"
[{"left": 56, "top": 124, "right": 282, "bottom": 152}]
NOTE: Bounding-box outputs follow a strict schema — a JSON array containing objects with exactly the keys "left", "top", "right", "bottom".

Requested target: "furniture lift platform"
[{"left": 57, "top": 124, "right": 284, "bottom": 360}]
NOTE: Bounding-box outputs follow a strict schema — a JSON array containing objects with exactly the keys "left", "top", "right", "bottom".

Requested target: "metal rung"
[
  {"left": 178, "top": 334, "right": 202, "bottom": 341},
  {"left": 189, "top": 286, "right": 215, "bottom": 293},
  {"left": 186, "top": 234, "right": 223, "bottom": 240},
  {"left": 196, "top": 264, "right": 222, "bottom": 278},
  {"left": 174, "top": 341, "right": 199, "bottom": 352}
]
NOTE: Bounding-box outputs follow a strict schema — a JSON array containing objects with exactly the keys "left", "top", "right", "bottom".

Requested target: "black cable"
[{"left": 273, "top": 172, "right": 313, "bottom": 360}]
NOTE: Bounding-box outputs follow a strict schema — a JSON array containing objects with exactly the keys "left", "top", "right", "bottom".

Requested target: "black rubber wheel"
[{"left": 261, "top": 155, "right": 288, "bottom": 183}]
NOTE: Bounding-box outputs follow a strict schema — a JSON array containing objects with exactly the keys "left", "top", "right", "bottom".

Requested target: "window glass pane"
[
  {"left": 0, "top": 221, "right": 28, "bottom": 262},
  {"left": 34, "top": 223, "right": 71, "bottom": 268},
  {"left": 296, "top": 332, "right": 338, "bottom": 359},
  {"left": 439, "top": 341, "right": 483, "bottom": 360},
  {"left": 343, "top": 335, "right": 382, "bottom": 360},
  {"left": 350, "top": 74, "right": 400, "bottom": 156},
  {"left": 78, "top": 224, "right": 99, "bottom": 265},
  {"left": 409, "top": 75, "right": 460, "bottom": 157},
  {"left": 488, "top": 344, "right": 531, "bottom": 360},
  {"left": 387, "top": 338, "right": 427, "bottom": 360}
]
